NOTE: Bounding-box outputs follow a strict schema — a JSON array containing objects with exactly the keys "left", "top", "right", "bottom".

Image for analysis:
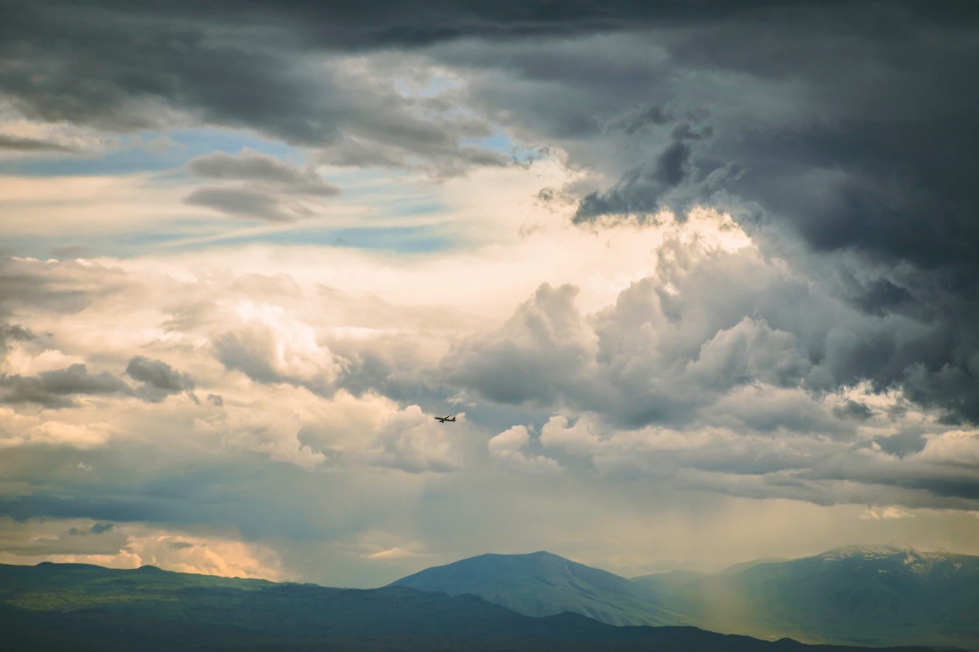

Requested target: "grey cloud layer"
[
  {"left": 1, "top": 2, "right": 512, "bottom": 177},
  {"left": 125, "top": 356, "right": 195, "bottom": 403},
  {"left": 184, "top": 187, "right": 299, "bottom": 223},
  {"left": 0, "top": 134, "right": 74, "bottom": 152},
  {"left": 183, "top": 150, "right": 341, "bottom": 222},
  {"left": 187, "top": 150, "right": 340, "bottom": 196},
  {"left": 0, "top": 364, "right": 132, "bottom": 408},
  {"left": 0, "top": 356, "right": 198, "bottom": 408}
]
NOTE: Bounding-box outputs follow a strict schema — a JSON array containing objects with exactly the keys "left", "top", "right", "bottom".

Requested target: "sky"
[{"left": 1, "top": 0, "right": 978, "bottom": 588}]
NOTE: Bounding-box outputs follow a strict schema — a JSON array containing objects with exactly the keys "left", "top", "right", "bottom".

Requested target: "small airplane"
[{"left": 435, "top": 415, "right": 456, "bottom": 423}]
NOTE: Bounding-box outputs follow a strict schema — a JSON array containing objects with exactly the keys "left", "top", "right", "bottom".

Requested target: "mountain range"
[
  {"left": 391, "top": 546, "right": 979, "bottom": 650},
  {"left": 0, "top": 559, "right": 962, "bottom": 652}
]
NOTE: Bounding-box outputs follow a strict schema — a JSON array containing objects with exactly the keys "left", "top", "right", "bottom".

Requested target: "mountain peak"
[{"left": 390, "top": 550, "right": 680, "bottom": 626}]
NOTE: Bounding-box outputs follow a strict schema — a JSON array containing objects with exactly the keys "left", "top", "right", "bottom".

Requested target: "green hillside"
[
  {"left": 0, "top": 561, "right": 273, "bottom": 611},
  {"left": 390, "top": 550, "right": 689, "bottom": 626}
]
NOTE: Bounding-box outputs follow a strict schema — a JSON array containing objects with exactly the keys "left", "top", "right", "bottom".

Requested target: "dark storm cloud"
[
  {"left": 416, "top": 4, "right": 979, "bottom": 423},
  {"left": 27, "top": 1, "right": 974, "bottom": 49},
  {"left": 3, "top": 0, "right": 975, "bottom": 155},
  {"left": 804, "top": 449, "right": 979, "bottom": 504},
  {"left": 832, "top": 400, "right": 873, "bottom": 421},
  {"left": 475, "top": 12, "right": 979, "bottom": 278},
  {"left": 125, "top": 357, "right": 194, "bottom": 393},
  {"left": 186, "top": 150, "right": 341, "bottom": 196},
  {"left": 574, "top": 121, "right": 715, "bottom": 225},
  {"left": 849, "top": 279, "right": 915, "bottom": 318},
  {"left": 0, "top": 364, "right": 133, "bottom": 408},
  {"left": 0, "top": 1, "right": 337, "bottom": 139},
  {"left": 6, "top": 0, "right": 976, "bottom": 233},
  {"left": 125, "top": 356, "right": 195, "bottom": 403},
  {"left": 9, "top": 1, "right": 967, "bottom": 179},
  {"left": 3, "top": 522, "right": 128, "bottom": 556},
  {"left": 0, "top": 134, "right": 73, "bottom": 152},
  {"left": 873, "top": 431, "right": 926, "bottom": 457},
  {"left": 67, "top": 522, "right": 113, "bottom": 536},
  {"left": 650, "top": 433, "right": 979, "bottom": 507},
  {"left": 0, "top": 448, "right": 402, "bottom": 541},
  {"left": 0, "top": 495, "right": 166, "bottom": 524},
  {"left": 0, "top": 1, "right": 515, "bottom": 175},
  {"left": 183, "top": 150, "right": 340, "bottom": 221},
  {"left": 0, "top": 0, "right": 767, "bottom": 73}
]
